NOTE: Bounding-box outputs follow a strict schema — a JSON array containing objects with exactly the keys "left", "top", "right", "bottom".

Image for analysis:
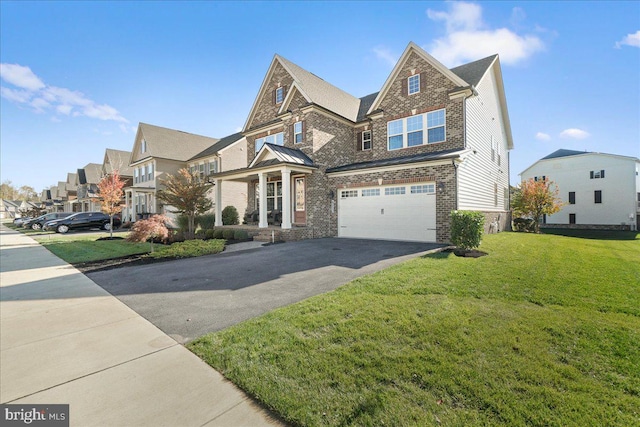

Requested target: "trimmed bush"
[
  {"left": 450, "top": 210, "right": 485, "bottom": 250},
  {"left": 513, "top": 217, "right": 536, "bottom": 232},
  {"left": 222, "top": 229, "right": 236, "bottom": 239},
  {"left": 234, "top": 229, "right": 249, "bottom": 240},
  {"left": 176, "top": 214, "right": 190, "bottom": 232},
  {"left": 205, "top": 229, "right": 215, "bottom": 240},
  {"left": 222, "top": 206, "right": 239, "bottom": 225},
  {"left": 195, "top": 229, "right": 207, "bottom": 240},
  {"left": 150, "top": 239, "right": 225, "bottom": 259},
  {"left": 213, "top": 229, "right": 224, "bottom": 239},
  {"left": 198, "top": 214, "right": 216, "bottom": 230}
]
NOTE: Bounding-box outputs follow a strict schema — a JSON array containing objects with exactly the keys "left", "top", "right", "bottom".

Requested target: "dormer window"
[
  {"left": 408, "top": 74, "right": 420, "bottom": 95},
  {"left": 141, "top": 139, "right": 147, "bottom": 153},
  {"left": 275, "top": 87, "right": 284, "bottom": 104}
]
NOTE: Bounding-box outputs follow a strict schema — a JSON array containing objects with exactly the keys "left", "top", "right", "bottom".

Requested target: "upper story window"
[
  {"left": 255, "top": 132, "right": 284, "bottom": 153},
  {"left": 275, "top": 87, "right": 284, "bottom": 104},
  {"left": 198, "top": 164, "right": 205, "bottom": 180},
  {"left": 387, "top": 109, "right": 446, "bottom": 150},
  {"left": 408, "top": 74, "right": 420, "bottom": 95},
  {"left": 362, "top": 130, "right": 372, "bottom": 150},
  {"left": 134, "top": 168, "right": 139, "bottom": 184},
  {"left": 594, "top": 190, "right": 602, "bottom": 204},
  {"left": 534, "top": 176, "right": 546, "bottom": 182},
  {"left": 294, "top": 121, "right": 303, "bottom": 144},
  {"left": 568, "top": 191, "right": 575, "bottom": 204},
  {"left": 141, "top": 139, "right": 147, "bottom": 153},
  {"left": 590, "top": 170, "right": 605, "bottom": 179},
  {"left": 209, "top": 159, "right": 218, "bottom": 175}
]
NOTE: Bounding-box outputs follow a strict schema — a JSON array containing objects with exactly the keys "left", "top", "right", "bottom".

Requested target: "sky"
[{"left": 1, "top": 1, "right": 639, "bottom": 193}]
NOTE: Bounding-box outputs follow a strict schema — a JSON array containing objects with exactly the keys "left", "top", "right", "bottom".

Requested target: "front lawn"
[
  {"left": 188, "top": 231, "right": 640, "bottom": 426},
  {"left": 35, "top": 234, "right": 151, "bottom": 263}
]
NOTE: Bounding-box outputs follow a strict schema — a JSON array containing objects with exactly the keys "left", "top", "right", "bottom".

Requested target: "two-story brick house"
[{"left": 211, "top": 42, "right": 513, "bottom": 243}]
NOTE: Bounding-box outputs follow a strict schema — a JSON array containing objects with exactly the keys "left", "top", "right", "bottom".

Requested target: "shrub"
[
  {"left": 205, "top": 229, "right": 215, "bottom": 240},
  {"left": 195, "top": 229, "right": 207, "bottom": 240},
  {"left": 450, "top": 210, "right": 485, "bottom": 250},
  {"left": 198, "top": 214, "right": 216, "bottom": 230},
  {"left": 222, "top": 206, "right": 239, "bottom": 225},
  {"left": 167, "top": 230, "right": 186, "bottom": 243},
  {"left": 150, "top": 239, "right": 225, "bottom": 259},
  {"left": 213, "top": 229, "right": 224, "bottom": 239},
  {"left": 234, "top": 229, "right": 249, "bottom": 240},
  {"left": 176, "top": 214, "right": 190, "bottom": 232},
  {"left": 222, "top": 229, "right": 236, "bottom": 239},
  {"left": 513, "top": 217, "right": 536, "bottom": 232},
  {"left": 126, "top": 215, "right": 170, "bottom": 252}
]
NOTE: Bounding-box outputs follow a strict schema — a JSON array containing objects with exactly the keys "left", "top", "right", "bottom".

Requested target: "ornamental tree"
[
  {"left": 156, "top": 168, "right": 212, "bottom": 239},
  {"left": 126, "top": 214, "right": 169, "bottom": 253},
  {"left": 98, "top": 171, "right": 126, "bottom": 238},
  {"left": 511, "top": 178, "right": 564, "bottom": 233}
]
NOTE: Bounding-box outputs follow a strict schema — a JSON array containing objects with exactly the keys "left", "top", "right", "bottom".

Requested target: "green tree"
[
  {"left": 512, "top": 178, "right": 564, "bottom": 233},
  {"left": 156, "top": 168, "right": 212, "bottom": 239},
  {"left": 98, "top": 171, "right": 126, "bottom": 238}
]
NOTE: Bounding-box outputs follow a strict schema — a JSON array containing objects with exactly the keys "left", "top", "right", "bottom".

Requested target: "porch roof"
[{"left": 326, "top": 148, "right": 470, "bottom": 174}]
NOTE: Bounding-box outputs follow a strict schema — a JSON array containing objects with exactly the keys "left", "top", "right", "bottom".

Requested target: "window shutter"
[
  {"left": 590, "top": 171, "right": 594, "bottom": 179},
  {"left": 601, "top": 169, "right": 605, "bottom": 178},
  {"left": 290, "top": 124, "right": 294, "bottom": 143},
  {"left": 301, "top": 120, "right": 305, "bottom": 143},
  {"left": 356, "top": 131, "right": 363, "bottom": 151},
  {"left": 420, "top": 72, "right": 427, "bottom": 93},
  {"left": 401, "top": 78, "right": 408, "bottom": 97}
]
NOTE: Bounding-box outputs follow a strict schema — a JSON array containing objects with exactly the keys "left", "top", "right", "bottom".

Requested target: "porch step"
[{"left": 253, "top": 229, "right": 283, "bottom": 243}]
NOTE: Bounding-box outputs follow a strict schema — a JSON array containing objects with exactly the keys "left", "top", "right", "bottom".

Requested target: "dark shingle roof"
[
  {"left": 450, "top": 55, "right": 497, "bottom": 86},
  {"left": 541, "top": 149, "right": 589, "bottom": 160},
  {"left": 356, "top": 92, "right": 379, "bottom": 122},
  {"left": 260, "top": 143, "right": 315, "bottom": 167},
  {"left": 327, "top": 148, "right": 467, "bottom": 174},
  {"left": 190, "top": 132, "right": 244, "bottom": 161}
]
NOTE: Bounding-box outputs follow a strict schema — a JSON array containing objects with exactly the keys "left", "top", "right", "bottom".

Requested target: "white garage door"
[{"left": 338, "top": 183, "right": 437, "bottom": 242}]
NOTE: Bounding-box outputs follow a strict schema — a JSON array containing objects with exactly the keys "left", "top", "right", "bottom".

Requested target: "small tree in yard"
[
  {"left": 156, "top": 168, "right": 212, "bottom": 239},
  {"left": 450, "top": 210, "right": 485, "bottom": 251},
  {"left": 126, "top": 214, "right": 169, "bottom": 253},
  {"left": 512, "top": 178, "right": 564, "bottom": 233},
  {"left": 98, "top": 171, "right": 125, "bottom": 238},
  {"left": 222, "top": 205, "right": 239, "bottom": 225}
]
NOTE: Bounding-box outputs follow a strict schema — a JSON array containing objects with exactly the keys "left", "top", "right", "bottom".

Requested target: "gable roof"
[
  {"left": 132, "top": 123, "right": 219, "bottom": 164},
  {"left": 103, "top": 149, "right": 134, "bottom": 176},
  {"left": 78, "top": 163, "right": 102, "bottom": 185},
  {"left": 541, "top": 149, "right": 589, "bottom": 160},
  {"left": 249, "top": 143, "right": 315, "bottom": 169},
  {"left": 367, "top": 42, "right": 470, "bottom": 115},
  {"left": 356, "top": 92, "right": 379, "bottom": 122},
  {"left": 66, "top": 173, "right": 78, "bottom": 191},
  {"left": 450, "top": 55, "right": 498, "bottom": 87},
  {"left": 189, "top": 132, "right": 244, "bottom": 161},
  {"left": 326, "top": 148, "right": 469, "bottom": 174},
  {"left": 244, "top": 55, "right": 362, "bottom": 130}
]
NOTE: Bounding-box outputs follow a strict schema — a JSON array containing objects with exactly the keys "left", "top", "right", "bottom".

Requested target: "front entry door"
[{"left": 294, "top": 176, "right": 306, "bottom": 224}]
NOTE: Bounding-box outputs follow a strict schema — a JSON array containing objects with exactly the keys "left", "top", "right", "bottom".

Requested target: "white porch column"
[
  {"left": 258, "top": 172, "right": 268, "bottom": 228},
  {"left": 214, "top": 179, "right": 223, "bottom": 227},
  {"left": 281, "top": 168, "right": 292, "bottom": 229},
  {"left": 131, "top": 189, "right": 137, "bottom": 221},
  {"left": 125, "top": 191, "right": 130, "bottom": 222}
]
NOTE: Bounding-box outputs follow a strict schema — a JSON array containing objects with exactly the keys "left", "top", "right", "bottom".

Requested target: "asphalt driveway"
[{"left": 87, "top": 238, "right": 444, "bottom": 343}]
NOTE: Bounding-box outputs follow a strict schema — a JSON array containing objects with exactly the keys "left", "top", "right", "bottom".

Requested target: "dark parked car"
[
  {"left": 13, "top": 217, "right": 32, "bottom": 227},
  {"left": 23, "top": 212, "right": 73, "bottom": 230},
  {"left": 43, "top": 212, "right": 122, "bottom": 234}
]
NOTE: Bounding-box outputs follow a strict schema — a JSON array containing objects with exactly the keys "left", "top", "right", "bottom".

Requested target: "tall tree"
[
  {"left": 0, "top": 180, "right": 17, "bottom": 200},
  {"left": 512, "top": 178, "right": 564, "bottom": 233},
  {"left": 98, "top": 171, "right": 126, "bottom": 238},
  {"left": 156, "top": 168, "right": 212, "bottom": 239}
]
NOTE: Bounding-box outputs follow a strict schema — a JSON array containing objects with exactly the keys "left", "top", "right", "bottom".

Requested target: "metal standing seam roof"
[
  {"left": 137, "top": 123, "right": 219, "bottom": 162},
  {"left": 326, "top": 148, "right": 467, "bottom": 174},
  {"left": 251, "top": 143, "right": 315, "bottom": 168}
]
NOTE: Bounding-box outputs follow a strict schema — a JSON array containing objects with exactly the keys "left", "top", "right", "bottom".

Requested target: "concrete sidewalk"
[{"left": 0, "top": 225, "right": 283, "bottom": 426}]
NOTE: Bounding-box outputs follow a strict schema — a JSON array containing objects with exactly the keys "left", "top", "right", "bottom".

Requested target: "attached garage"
[{"left": 338, "top": 183, "right": 437, "bottom": 242}]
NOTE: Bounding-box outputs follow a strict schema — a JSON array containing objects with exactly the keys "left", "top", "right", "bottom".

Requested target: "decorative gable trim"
[{"left": 367, "top": 42, "right": 469, "bottom": 115}]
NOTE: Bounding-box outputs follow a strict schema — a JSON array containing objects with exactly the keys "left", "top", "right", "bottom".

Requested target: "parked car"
[
  {"left": 43, "top": 212, "right": 122, "bottom": 234},
  {"left": 23, "top": 212, "right": 74, "bottom": 230},
  {"left": 13, "top": 217, "right": 33, "bottom": 227}
]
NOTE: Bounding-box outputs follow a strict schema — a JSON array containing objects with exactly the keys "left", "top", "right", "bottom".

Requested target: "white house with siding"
[{"left": 520, "top": 149, "right": 640, "bottom": 230}]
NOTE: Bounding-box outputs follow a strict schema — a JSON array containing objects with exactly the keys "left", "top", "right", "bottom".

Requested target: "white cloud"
[
  {"left": 0, "top": 63, "right": 128, "bottom": 124},
  {"left": 535, "top": 132, "right": 551, "bottom": 141},
  {"left": 615, "top": 30, "right": 640, "bottom": 49},
  {"left": 0, "top": 63, "right": 45, "bottom": 91},
  {"left": 560, "top": 128, "right": 590, "bottom": 139},
  {"left": 426, "top": 2, "right": 544, "bottom": 67},
  {"left": 372, "top": 46, "right": 399, "bottom": 67}
]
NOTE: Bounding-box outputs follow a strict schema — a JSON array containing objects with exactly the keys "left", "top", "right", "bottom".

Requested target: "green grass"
[
  {"left": 35, "top": 234, "right": 151, "bottom": 263},
  {"left": 149, "top": 239, "right": 225, "bottom": 258},
  {"left": 188, "top": 231, "right": 640, "bottom": 426}
]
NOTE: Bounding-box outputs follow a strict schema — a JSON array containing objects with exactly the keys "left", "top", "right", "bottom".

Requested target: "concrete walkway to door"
[{"left": 0, "top": 225, "right": 283, "bottom": 426}]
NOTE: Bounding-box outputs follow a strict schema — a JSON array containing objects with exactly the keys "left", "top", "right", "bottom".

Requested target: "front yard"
[{"left": 188, "top": 231, "right": 640, "bottom": 426}]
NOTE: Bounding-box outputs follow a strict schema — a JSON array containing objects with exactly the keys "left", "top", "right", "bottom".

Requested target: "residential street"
[{"left": 87, "top": 238, "right": 444, "bottom": 343}]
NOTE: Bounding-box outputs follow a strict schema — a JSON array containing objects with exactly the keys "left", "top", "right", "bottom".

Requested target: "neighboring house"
[
  {"left": 63, "top": 172, "right": 78, "bottom": 212},
  {"left": 211, "top": 42, "right": 513, "bottom": 243},
  {"left": 520, "top": 149, "right": 640, "bottom": 230},
  {"left": 123, "top": 123, "right": 219, "bottom": 223},
  {"left": 76, "top": 163, "right": 103, "bottom": 212},
  {"left": 103, "top": 148, "right": 134, "bottom": 183},
  {"left": 1, "top": 199, "right": 19, "bottom": 219},
  {"left": 188, "top": 132, "right": 248, "bottom": 219}
]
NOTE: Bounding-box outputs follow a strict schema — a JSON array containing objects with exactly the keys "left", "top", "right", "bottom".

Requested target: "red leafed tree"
[
  {"left": 126, "top": 214, "right": 169, "bottom": 252},
  {"left": 512, "top": 178, "right": 564, "bottom": 233},
  {"left": 98, "top": 171, "right": 126, "bottom": 238}
]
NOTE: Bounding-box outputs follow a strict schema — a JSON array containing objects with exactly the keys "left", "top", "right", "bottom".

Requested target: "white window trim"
[
  {"left": 275, "top": 87, "right": 284, "bottom": 104},
  {"left": 362, "top": 130, "right": 372, "bottom": 151},
  {"left": 255, "top": 132, "right": 284, "bottom": 153},
  {"left": 408, "top": 74, "right": 420, "bottom": 95},
  {"left": 387, "top": 109, "right": 446, "bottom": 151},
  {"left": 294, "top": 121, "right": 303, "bottom": 144}
]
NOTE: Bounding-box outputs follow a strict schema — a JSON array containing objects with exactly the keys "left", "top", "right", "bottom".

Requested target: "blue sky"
[{"left": 1, "top": 1, "right": 638, "bottom": 193}]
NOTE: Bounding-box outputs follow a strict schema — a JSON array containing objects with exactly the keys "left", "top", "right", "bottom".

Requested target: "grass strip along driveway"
[{"left": 188, "top": 231, "right": 640, "bottom": 426}]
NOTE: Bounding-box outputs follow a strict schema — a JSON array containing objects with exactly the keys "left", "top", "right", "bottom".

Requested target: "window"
[
  {"left": 590, "top": 170, "right": 605, "bottom": 179},
  {"left": 341, "top": 190, "right": 358, "bottom": 198},
  {"left": 209, "top": 160, "right": 218, "bottom": 175},
  {"left": 534, "top": 176, "right": 546, "bottom": 182},
  {"left": 410, "top": 184, "right": 435, "bottom": 194},
  {"left": 141, "top": 139, "right": 147, "bottom": 153},
  {"left": 385, "top": 186, "right": 405, "bottom": 195},
  {"left": 362, "top": 130, "right": 372, "bottom": 150},
  {"left": 255, "top": 182, "right": 282, "bottom": 210},
  {"left": 255, "top": 132, "right": 284, "bottom": 153},
  {"left": 144, "top": 165, "right": 149, "bottom": 182},
  {"left": 189, "top": 165, "right": 196, "bottom": 175},
  {"left": 362, "top": 189, "right": 380, "bottom": 197},
  {"left": 134, "top": 168, "right": 139, "bottom": 184},
  {"left": 275, "top": 87, "right": 284, "bottom": 104},
  {"left": 294, "top": 121, "right": 303, "bottom": 144},
  {"left": 594, "top": 190, "right": 602, "bottom": 204},
  {"left": 568, "top": 192, "right": 575, "bottom": 204},
  {"left": 569, "top": 213, "right": 576, "bottom": 224},
  {"left": 408, "top": 74, "right": 420, "bottom": 95},
  {"left": 199, "top": 164, "right": 205, "bottom": 180},
  {"left": 387, "top": 109, "right": 446, "bottom": 150}
]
